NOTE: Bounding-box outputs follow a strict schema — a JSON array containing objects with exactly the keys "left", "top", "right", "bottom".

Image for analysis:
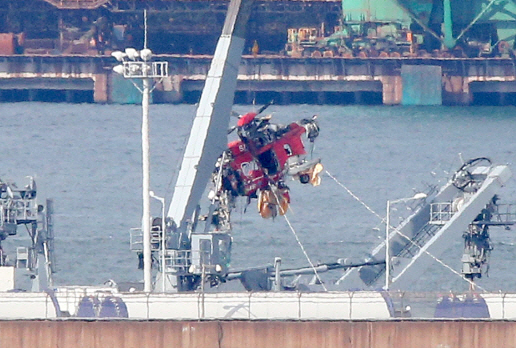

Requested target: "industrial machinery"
[
  {"left": 0, "top": 177, "right": 55, "bottom": 291},
  {"left": 338, "top": 157, "right": 515, "bottom": 291}
]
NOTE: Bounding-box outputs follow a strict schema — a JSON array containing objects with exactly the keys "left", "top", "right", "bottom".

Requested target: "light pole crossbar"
[{"left": 120, "top": 61, "right": 168, "bottom": 79}]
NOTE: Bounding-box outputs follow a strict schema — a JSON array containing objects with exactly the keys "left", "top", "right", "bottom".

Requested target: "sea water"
[{"left": 1, "top": 102, "right": 516, "bottom": 292}]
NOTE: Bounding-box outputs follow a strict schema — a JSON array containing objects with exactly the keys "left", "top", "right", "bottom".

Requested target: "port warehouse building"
[{"left": 2, "top": 0, "right": 516, "bottom": 105}]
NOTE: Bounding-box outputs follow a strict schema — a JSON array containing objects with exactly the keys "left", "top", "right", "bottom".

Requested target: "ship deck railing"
[
  {"left": 130, "top": 228, "right": 191, "bottom": 271},
  {"left": 129, "top": 228, "right": 144, "bottom": 252},
  {"left": 130, "top": 227, "right": 165, "bottom": 252},
  {"left": 0, "top": 197, "right": 38, "bottom": 222},
  {"left": 489, "top": 203, "right": 516, "bottom": 226},
  {"left": 163, "top": 250, "right": 191, "bottom": 273},
  {"left": 430, "top": 201, "right": 516, "bottom": 227},
  {"left": 429, "top": 202, "right": 455, "bottom": 225}
]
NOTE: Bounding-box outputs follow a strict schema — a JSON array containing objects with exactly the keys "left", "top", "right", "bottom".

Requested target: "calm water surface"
[{"left": 1, "top": 102, "right": 516, "bottom": 292}]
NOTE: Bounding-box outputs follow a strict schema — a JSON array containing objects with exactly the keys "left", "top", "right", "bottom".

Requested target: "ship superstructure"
[
  {"left": 125, "top": 0, "right": 516, "bottom": 297},
  {"left": 0, "top": 177, "right": 55, "bottom": 292},
  {"left": 338, "top": 157, "right": 516, "bottom": 291},
  {"left": 127, "top": 0, "right": 255, "bottom": 293},
  {"left": 2, "top": 0, "right": 516, "bottom": 323}
]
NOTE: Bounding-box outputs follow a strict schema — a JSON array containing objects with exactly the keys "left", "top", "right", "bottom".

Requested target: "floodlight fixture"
[
  {"left": 140, "top": 48, "right": 153, "bottom": 61},
  {"left": 125, "top": 48, "right": 139, "bottom": 60},
  {"left": 111, "top": 51, "right": 127, "bottom": 62},
  {"left": 112, "top": 64, "right": 125, "bottom": 75}
]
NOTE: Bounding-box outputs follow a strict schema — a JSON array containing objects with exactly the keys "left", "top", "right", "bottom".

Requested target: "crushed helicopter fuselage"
[{"left": 215, "top": 111, "right": 323, "bottom": 219}]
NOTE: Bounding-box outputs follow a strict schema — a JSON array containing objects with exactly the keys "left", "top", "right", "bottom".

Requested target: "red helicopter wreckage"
[{"left": 210, "top": 104, "right": 323, "bottom": 220}]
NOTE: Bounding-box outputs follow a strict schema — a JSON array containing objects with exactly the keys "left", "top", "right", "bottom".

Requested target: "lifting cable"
[
  {"left": 271, "top": 188, "right": 328, "bottom": 291},
  {"left": 325, "top": 169, "right": 485, "bottom": 292}
]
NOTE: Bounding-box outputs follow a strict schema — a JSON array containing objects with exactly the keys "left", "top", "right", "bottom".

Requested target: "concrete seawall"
[
  {"left": 1, "top": 55, "right": 516, "bottom": 105},
  {"left": 1, "top": 319, "right": 515, "bottom": 348}
]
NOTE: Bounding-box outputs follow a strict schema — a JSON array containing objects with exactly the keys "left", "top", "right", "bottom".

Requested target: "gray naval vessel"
[{"left": 1, "top": 0, "right": 516, "bottom": 320}]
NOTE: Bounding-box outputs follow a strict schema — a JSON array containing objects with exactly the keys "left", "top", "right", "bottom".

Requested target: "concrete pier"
[
  {"left": 1, "top": 55, "right": 516, "bottom": 105},
  {"left": 401, "top": 65, "right": 442, "bottom": 105}
]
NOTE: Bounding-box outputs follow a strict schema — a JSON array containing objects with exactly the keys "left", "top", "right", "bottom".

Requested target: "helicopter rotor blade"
[{"left": 257, "top": 100, "right": 274, "bottom": 115}]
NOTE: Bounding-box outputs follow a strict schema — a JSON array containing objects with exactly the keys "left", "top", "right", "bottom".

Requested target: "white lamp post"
[
  {"left": 112, "top": 48, "right": 168, "bottom": 293},
  {"left": 150, "top": 190, "right": 166, "bottom": 292},
  {"left": 385, "top": 192, "right": 427, "bottom": 290}
]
